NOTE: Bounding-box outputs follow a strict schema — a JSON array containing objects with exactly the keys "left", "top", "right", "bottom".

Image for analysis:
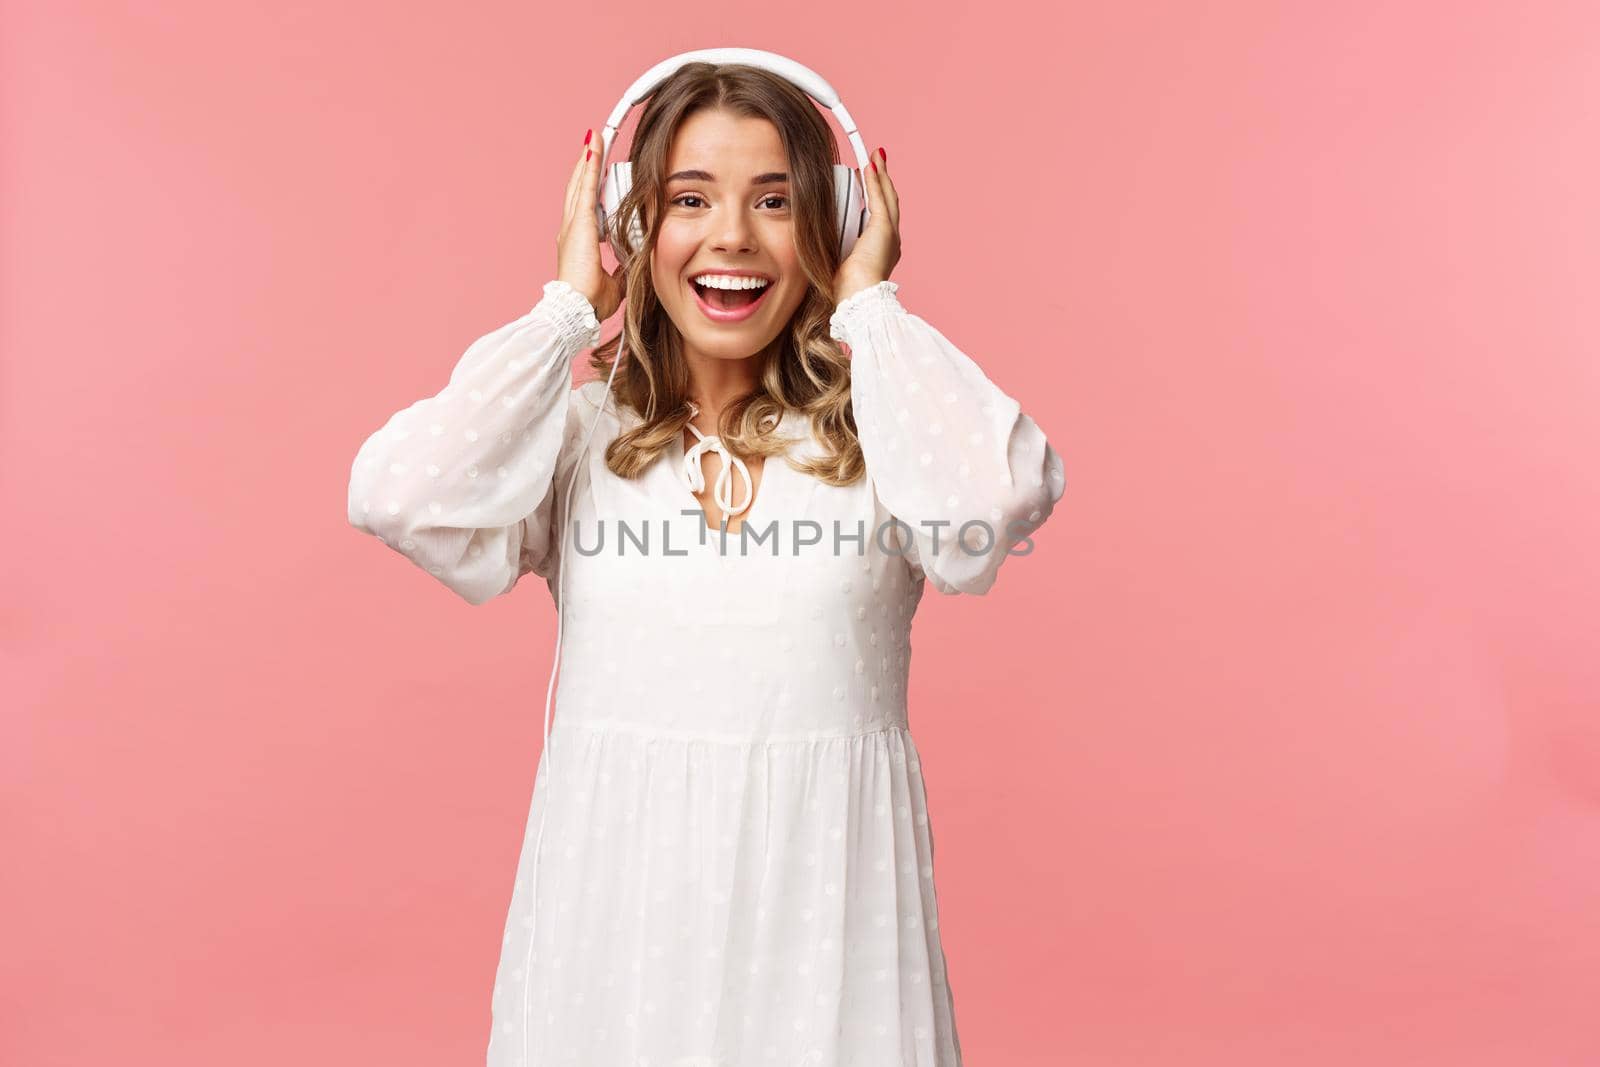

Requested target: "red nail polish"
[
  {"left": 584, "top": 129, "right": 592, "bottom": 145},
  {"left": 870, "top": 160, "right": 877, "bottom": 173},
  {"left": 880, "top": 147, "right": 887, "bottom": 161},
  {"left": 585, "top": 148, "right": 591, "bottom": 161}
]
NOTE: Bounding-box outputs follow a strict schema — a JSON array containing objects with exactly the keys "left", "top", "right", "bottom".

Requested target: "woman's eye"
[{"left": 669, "top": 194, "right": 788, "bottom": 210}]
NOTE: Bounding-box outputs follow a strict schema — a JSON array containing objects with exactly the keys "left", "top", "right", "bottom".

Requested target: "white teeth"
[{"left": 692, "top": 274, "right": 771, "bottom": 290}]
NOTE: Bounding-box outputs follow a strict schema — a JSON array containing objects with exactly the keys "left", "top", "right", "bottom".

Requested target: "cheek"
[
  {"left": 762, "top": 219, "right": 799, "bottom": 260},
  {"left": 654, "top": 221, "right": 698, "bottom": 263},
  {"left": 778, "top": 282, "right": 809, "bottom": 321},
  {"left": 652, "top": 255, "right": 690, "bottom": 309}
]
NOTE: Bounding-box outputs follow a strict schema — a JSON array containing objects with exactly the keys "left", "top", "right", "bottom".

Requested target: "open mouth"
[{"left": 690, "top": 276, "right": 774, "bottom": 323}]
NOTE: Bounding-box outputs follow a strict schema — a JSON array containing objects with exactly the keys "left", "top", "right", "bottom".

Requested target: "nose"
[{"left": 709, "top": 203, "right": 756, "bottom": 254}]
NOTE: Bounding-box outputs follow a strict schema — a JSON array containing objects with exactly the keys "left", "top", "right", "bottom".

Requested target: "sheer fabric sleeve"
[
  {"left": 346, "top": 279, "right": 602, "bottom": 606},
  {"left": 830, "top": 280, "right": 1066, "bottom": 596}
]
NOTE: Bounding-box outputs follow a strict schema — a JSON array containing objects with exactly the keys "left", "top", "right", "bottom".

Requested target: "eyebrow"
[{"left": 665, "top": 169, "right": 789, "bottom": 185}]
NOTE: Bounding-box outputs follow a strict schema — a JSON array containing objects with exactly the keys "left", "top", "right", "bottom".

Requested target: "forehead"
[{"left": 665, "top": 109, "right": 787, "bottom": 177}]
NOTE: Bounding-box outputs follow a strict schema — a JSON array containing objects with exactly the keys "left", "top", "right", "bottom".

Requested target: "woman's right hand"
[{"left": 556, "top": 128, "right": 625, "bottom": 323}]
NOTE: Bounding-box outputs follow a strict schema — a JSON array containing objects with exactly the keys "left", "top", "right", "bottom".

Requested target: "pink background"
[{"left": 5, "top": 2, "right": 1599, "bottom": 1064}]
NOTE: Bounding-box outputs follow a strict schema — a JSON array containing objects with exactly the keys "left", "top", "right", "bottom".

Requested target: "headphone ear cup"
[
  {"left": 599, "top": 161, "right": 643, "bottom": 262},
  {"left": 832, "top": 163, "right": 867, "bottom": 262}
]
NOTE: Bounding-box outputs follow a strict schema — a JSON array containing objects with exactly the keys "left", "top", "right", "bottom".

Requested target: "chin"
[{"left": 687, "top": 329, "right": 781, "bottom": 361}]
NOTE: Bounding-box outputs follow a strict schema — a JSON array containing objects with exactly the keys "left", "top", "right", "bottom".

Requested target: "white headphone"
[{"left": 594, "top": 47, "right": 874, "bottom": 263}]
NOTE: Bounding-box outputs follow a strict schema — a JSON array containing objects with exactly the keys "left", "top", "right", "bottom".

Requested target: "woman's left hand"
[{"left": 833, "top": 147, "right": 900, "bottom": 305}]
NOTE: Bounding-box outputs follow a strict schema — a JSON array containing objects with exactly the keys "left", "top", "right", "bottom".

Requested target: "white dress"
[{"left": 347, "top": 278, "right": 1066, "bottom": 1067}]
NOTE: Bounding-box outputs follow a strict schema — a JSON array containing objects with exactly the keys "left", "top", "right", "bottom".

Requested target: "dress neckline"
[{"left": 674, "top": 404, "right": 805, "bottom": 544}]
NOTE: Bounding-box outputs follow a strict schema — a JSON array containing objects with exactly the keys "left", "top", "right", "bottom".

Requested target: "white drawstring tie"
[{"left": 682, "top": 401, "right": 753, "bottom": 516}]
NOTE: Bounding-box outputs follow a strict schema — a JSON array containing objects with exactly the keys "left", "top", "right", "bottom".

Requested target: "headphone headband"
[{"left": 596, "top": 48, "right": 870, "bottom": 175}]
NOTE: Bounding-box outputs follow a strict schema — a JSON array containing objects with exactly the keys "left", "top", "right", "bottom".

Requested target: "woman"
[{"left": 348, "top": 62, "right": 1064, "bottom": 1067}]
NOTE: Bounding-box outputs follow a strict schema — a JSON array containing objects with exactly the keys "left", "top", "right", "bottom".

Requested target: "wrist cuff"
[
  {"left": 536, "top": 279, "right": 603, "bottom": 349},
  {"left": 829, "top": 280, "right": 905, "bottom": 341}
]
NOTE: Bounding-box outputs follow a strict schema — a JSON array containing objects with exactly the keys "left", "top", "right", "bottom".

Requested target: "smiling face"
[{"left": 651, "top": 108, "right": 808, "bottom": 364}]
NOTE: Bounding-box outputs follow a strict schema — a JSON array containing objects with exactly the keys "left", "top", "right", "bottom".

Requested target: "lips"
[{"left": 690, "top": 279, "right": 773, "bottom": 324}]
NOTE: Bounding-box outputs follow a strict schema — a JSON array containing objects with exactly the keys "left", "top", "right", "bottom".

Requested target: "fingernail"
[
  {"left": 879, "top": 147, "right": 887, "bottom": 162},
  {"left": 585, "top": 148, "right": 591, "bottom": 161},
  {"left": 584, "top": 129, "right": 592, "bottom": 145},
  {"left": 870, "top": 160, "right": 877, "bottom": 173}
]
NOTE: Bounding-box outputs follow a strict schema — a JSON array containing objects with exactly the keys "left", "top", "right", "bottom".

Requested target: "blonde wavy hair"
[{"left": 586, "top": 61, "right": 866, "bottom": 488}]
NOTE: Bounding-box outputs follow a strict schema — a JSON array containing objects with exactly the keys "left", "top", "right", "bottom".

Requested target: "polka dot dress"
[{"left": 348, "top": 279, "right": 1066, "bottom": 1067}]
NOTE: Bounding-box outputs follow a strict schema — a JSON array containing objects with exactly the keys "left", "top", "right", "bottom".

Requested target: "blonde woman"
[{"left": 348, "top": 60, "right": 1065, "bottom": 1067}]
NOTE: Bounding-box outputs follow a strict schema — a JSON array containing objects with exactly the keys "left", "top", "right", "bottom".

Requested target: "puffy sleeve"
[
  {"left": 831, "top": 280, "right": 1066, "bottom": 596},
  {"left": 346, "top": 279, "right": 603, "bottom": 606}
]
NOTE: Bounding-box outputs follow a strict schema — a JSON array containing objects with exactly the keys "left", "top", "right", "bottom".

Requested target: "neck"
[{"left": 683, "top": 343, "right": 768, "bottom": 429}]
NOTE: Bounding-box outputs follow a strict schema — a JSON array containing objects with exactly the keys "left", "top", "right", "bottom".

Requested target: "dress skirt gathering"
[{"left": 491, "top": 720, "right": 959, "bottom": 1067}]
